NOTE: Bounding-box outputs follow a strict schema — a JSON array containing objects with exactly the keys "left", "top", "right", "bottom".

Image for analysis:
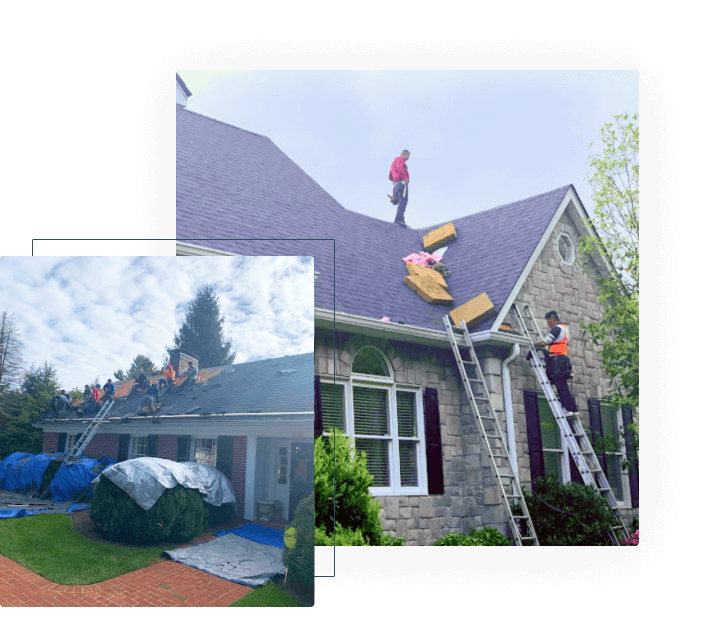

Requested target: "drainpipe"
[{"left": 501, "top": 343, "right": 520, "bottom": 486}]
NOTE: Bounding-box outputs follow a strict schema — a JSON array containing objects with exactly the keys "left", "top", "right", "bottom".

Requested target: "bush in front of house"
[
  {"left": 315, "top": 430, "right": 400, "bottom": 546},
  {"left": 37, "top": 459, "right": 62, "bottom": 496},
  {"left": 90, "top": 475, "right": 209, "bottom": 545},
  {"left": 515, "top": 476, "right": 619, "bottom": 546},
  {"left": 434, "top": 526, "right": 511, "bottom": 546},
  {"left": 283, "top": 492, "right": 315, "bottom": 590}
]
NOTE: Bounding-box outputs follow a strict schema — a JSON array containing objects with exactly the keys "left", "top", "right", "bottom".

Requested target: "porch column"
[{"left": 244, "top": 435, "right": 257, "bottom": 520}]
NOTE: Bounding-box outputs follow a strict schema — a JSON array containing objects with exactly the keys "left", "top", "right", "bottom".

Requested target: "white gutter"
[
  {"left": 315, "top": 308, "right": 529, "bottom": 349},
  {"left": 501, "top": 343, "right": 520, "bottom": 486}
]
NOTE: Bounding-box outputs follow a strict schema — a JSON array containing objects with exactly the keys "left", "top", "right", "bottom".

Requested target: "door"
[{"left": 288, "top": 442, "right": 314, "bottom": 521}]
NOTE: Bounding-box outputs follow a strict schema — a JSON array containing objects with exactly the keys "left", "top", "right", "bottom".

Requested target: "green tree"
[
  {"left": 0, "top": 311, "right": 24, "bottom": 392},
  {"left": 0, "top": 391, "right": 43, "bottom": 459},
  {"left": 580, "top": 113, "right": 638, "bottom": 410},
  {"left": 171, "top": 286, "right": 236, "bottom": 368},
  {"left": 113, "top": 369, "right": 126, "bottom": 381},
  {"left": 21, "top": 361, "right": 61, "bottom": 400},
  {"left": 125, "top": 355, "right": 159, "bottom": 379}
]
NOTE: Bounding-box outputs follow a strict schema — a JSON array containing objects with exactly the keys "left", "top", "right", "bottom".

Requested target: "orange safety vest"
[{"left": 548, "top": 323, "right": 569, "bottom": 356}]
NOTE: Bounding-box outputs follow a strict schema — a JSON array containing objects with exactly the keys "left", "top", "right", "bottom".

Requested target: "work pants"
[{"left": 393, "top": 181, "right": 408, "bottom": 224}]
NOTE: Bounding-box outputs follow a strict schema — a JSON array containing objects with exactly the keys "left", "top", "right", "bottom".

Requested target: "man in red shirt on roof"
[{"left": 388, "top": 150, "right": 410, "bottom": 227}]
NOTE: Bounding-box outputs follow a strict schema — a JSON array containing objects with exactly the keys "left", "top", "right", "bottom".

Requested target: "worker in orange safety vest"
[{"left": 536, "top": 310, "right": 578, "bottom": 415}]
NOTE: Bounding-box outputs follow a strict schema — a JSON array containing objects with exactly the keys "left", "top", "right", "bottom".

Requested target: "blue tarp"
[
  {"left": 0, "top": 505, "right": 77, "bottom": 518},
  {"left": 0, "top": 452, "right": 115, "bottom": 501},
  {"left": 213, "top": 522, "right": 285, "bottom": 549},
  {"left": 0, "top": 509, "right": 38, "bottom": 518}
]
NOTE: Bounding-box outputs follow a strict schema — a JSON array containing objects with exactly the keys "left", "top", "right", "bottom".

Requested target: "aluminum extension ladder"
[
  {"left": 443, "top": 315, "right": 539, "bottom": 546},
  {"left": 510, "top": 303, "right": 631, "bottom": 545},
  {"left": 38, "top": 400, "right": 115, "bottom": 498}
]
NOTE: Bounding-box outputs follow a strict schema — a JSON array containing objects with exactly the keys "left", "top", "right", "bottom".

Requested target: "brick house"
[
  {"left": 37, "top": 351, "right": 315, "bottom": 522},
  {"left": 175, "top": 75, "right": 638, "bottom": 545}
]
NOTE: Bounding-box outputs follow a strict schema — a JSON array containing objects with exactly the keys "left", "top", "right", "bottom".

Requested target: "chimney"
[
  {"left": 176, "top": 73, "right": 192, "bottom": 107},
  {"left": 169, "top": 349, "right": 199, "bottom": 375}
]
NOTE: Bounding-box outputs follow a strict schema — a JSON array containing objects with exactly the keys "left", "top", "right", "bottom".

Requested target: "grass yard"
[{"left": 0, "top": 513, "right": 312, "bottom": 606}]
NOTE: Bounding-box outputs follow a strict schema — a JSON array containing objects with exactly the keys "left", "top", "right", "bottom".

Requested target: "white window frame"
[
  {"left": 539, "top": 395, "right": 632, "bottom": 508},
  {"left": 320, "top": 346, "right": 429, "bottom": 496},
  {"left": 596, "top": 404, "right": 632, "bottom": 508},
  {"left": 130, "top": 435, "right": 149, "bottom": 459},
  {"left": 191, "top": 437, "right": 218, "bottom": 466},
  {"left": 65, "top": 434, "right": 78, "bottom": 453},
  {"left": 556, "top": 232, "right": 576, "bottom": 266},
  {"left": 537, "top": 394, "right": 572, "bottom": 483}
]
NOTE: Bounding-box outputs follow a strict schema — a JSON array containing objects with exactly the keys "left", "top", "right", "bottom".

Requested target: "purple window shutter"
[
  {"left": 587, "top": 399, "right": 608, "bottom": 480},
  {"left": 57, "top": 432, "right": 67, "bottom": 453},
  {"left": 147, "top": 435, "right": 159, "bottom": 458},
  {"left": 424, "top": 388, "right": 444, "bottom": 495},
  {"left": 118, "top": 434, "right": 130, "bottom": 462},
  {"left": 621, "top": 406, "right": 639, "bottom": 507},
  {"left": 314, "top": 376, "right": 324, "bottom": 439},
  {"left": 524, "top": 390, "right": 545, "bottom": 487}
]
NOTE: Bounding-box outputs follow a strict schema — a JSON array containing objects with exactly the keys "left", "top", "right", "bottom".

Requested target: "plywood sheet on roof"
[
  {"left": 450, "top": 293, "right": 496, "bottom": 329},
  {"left": 423, "top": 222, "right": 457, "bottom": 253},
  {"left": 404, "top": 274, "right": 453, "bottom": 305},
  {"left": 405, "top": 263, "right": 449, "bottom": 290}
]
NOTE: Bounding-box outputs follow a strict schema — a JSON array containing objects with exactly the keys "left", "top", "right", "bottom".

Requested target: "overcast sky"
[
  {"left": 0, "top": 256, "right": 314, "bottom": 391},
  {"left": 177, "top": 70, "right": 638, "bottom": 229}
]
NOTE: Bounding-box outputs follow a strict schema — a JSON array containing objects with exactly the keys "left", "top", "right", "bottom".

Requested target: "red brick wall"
[
  {"left": 157, "top": 435, "right": 179, "bottom": 461},
  {"left": 42, "top": 432, "right": 59, "bottom": 453},
  {"left": 231, "top": 436, "right": 247, "bottom": 518},
  {"left": 83, "top": 434, "right": 121, "bottom": 460}
]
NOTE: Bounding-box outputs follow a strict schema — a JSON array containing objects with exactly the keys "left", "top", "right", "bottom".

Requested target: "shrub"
[
  {"left": 515, "top": 476, "right": 619, "bottom": 546},
  {"left": 622, "top": 529, "right": 639, "bottom": 545},
  {"left": 90, "top": 475, "right": 208, "bottom": 545},
  {"left": 38, "top": 459, "right": 62, "bottom": 496},
  {"left": 315, "top": 431, "right": 385, "bottom": 545},
  {"left": 283, "top": 492, "right": 315, "bottom": 590},
  {"left": 434, "top": 526, "right": 511, "bottom": 546}
]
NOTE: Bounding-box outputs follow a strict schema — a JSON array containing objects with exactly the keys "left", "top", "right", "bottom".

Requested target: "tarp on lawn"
[
  {"left": 1, "top": 452, "right": 71, "bottom": 492},
  {"left": 0, "top": 452, "right": 34, "bottom": 489},
  {"left": 0, "top": 508, "right": 38, "bottom": 518},
  {"left": 92, "top": 457, "right": 237, "bottom": 511},
  {"left": 164, "top": 533, "right": 286, "bottom": 588},
  {"left": 50, "top": 457, "right": 116, "bottom": 501},
  {"left": 213, "top": 522, "right": 285, "bottom": 549}
]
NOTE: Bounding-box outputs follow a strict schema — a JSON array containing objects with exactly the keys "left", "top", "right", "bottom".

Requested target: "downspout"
[{"left": 501, "top": 343, "right": 520, "bottom": 486}]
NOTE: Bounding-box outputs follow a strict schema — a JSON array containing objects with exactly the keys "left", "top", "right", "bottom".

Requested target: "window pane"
[
  {"left": 321, "top": 382, "right": 346, "bottom": 431},
  {"left": 399, "top": 440, "right": 418, "bottom": 487},
  {"left": 194, "top": 438, "right": 217, "bottom": 465},
  {"left": 538, "top": 397, "right": 561, "bottom": 449},
  {"left": 355, "top": 438, "right": 390, "bottom": 487},
  {"left": 600, "top": 404, "right": 619, "bottom": 438},
  {"left": 396, "top": 391, "right": 417, "bottom": 437},
  {"left": 353, "top": 387, "right": 389, "bottom": 436},
  {"left": 352, "top": 348, "right": 390, "bottom": 377},
  {"left": 132, "top": 436, "right": 147, "bottom": 457},
  {"left": 543, "top": 451, "right": 562, "bottom": 481}
]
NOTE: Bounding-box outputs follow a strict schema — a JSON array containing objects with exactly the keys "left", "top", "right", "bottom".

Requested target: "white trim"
[
  {"left": 319, "top": 375, "right": 428, "bottom": 496},
  {"left": 176, "top": 242, "right": 237, "bottom": 256},
  {"left": 244, "top": 436, "right": 257, "bottom": 520},
  {"left": 556, "top": 232, "right": 576, "bottom": 266}
]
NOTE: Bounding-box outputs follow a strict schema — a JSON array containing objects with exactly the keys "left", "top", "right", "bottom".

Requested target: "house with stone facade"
[
  {"left": 37, "top": 350, "right": 315, "bottom": 523},
  {"left": 175, "top": 74, "right": 638, "bottom": 545}
]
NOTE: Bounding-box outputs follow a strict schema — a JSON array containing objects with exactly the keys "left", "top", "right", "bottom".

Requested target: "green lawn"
[{"left": 0, "top": 514, "right": 312, "bottom": 605}]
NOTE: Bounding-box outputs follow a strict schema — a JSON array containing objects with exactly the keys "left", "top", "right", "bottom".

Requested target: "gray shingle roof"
[
  {"left": 177, "top": 105, "right": 572, "bottom": 333},
  {"left": 42, "top": 353, "right": 314, "bottom": 422}
]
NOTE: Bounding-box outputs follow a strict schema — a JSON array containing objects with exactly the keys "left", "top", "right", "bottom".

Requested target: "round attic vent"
[{"left": 557, "top": 232, "right": 575, "bottom": 266}]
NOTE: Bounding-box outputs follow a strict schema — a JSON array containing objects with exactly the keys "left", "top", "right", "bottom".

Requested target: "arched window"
[{"left": 351, "top": 346, "right": 392, "bottom": 377}]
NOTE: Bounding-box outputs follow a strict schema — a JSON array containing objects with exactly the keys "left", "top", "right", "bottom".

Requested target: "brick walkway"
[{"left": 0, "top": 555, "right": 252, "bottom": 607}]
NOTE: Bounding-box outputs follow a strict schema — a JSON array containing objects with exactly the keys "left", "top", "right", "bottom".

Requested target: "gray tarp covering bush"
[{"left": 91, "top": 457, "right": 236, "bottom": 511}]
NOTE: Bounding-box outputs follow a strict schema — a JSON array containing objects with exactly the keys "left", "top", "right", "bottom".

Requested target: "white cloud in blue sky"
[{"left": 0, "top": 256, "right": 314, "bottom": 390}]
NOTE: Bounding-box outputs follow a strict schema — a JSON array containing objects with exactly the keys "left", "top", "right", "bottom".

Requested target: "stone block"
[
  {"left": 484, "top": 486, "right": 502, "bottom": 505},
  {"left": 419, "top": 498, "right": 435, "bottom": 518},
  {"left": 423, "top": 222, "right": 457, "bottom": 253},
  {"left": 450, "top": 293, "right": 496, "bottom": 329},
  {"left": 404, "top": 274, "right": 453, "bottom": 305}
]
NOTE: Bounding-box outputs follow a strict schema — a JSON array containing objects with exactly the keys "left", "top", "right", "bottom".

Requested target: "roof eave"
[{"left": 315, "top": 307, "right": 528, "bottom": 349}]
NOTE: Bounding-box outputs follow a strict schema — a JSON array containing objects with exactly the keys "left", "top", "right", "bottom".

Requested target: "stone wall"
[{"left": 316, "top": 329, "right": 511, "bottom": 546}]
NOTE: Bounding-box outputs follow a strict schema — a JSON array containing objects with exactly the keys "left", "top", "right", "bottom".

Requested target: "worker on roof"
[
  {"left": 146, "top": 379, "right": 160, "bottom": 403},
  {"left": 101, "top": 378, "right": 115, "bottom": 402},
  {"left": 51, "top": 390, "right": 71, "bottom": 415},
  {"left": 388, "top": 150, "right": 410, "bottom": 227},
  {"left": 136, "top": 370, "right": 149, "bottom": 390},
  {"left": 183, "top": 361, "right": 199, "bottom": 386},
  {"left": 79, "top": 385, "right": 101, "bottom": 415},
  {"left": 159, "top": 364, "right": 175, "bottom": 392},
  {"left": 536, "top": 310, "right": 579, "bottom": 415}
]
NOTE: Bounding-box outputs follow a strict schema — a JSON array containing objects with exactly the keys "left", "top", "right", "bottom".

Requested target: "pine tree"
[{"left": 0, "top": 311, "right": 25, "bottom": 392}]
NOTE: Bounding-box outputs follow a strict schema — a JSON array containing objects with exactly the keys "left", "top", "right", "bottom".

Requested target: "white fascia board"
[
  {"left": 315, "top": 308, "right": 528, "bottom": 349},
  {"left": 176, "top": 242, "right": 236, "bottom": 256}
]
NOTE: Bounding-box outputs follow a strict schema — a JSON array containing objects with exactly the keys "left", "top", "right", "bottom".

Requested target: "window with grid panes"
[
  {"left": 538, "top": 396, "right": 564, "bottom": 481},
  {"left": 193, "top": 437, "right": 217, "bottom": 465},
  {"left": 319, "top": 346, "right": 427, "bottom": 495},
  {"left": 65, "top": 434, "right": 78, "bottom": 453},
  {"left": 598, "top": 404, "right": 625, "bottom": 502},
  {"left": 131, "top": 436, "right": 148, "bottom": 458}
]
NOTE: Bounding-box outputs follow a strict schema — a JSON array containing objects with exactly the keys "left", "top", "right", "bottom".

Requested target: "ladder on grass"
[
  {"left": 510, "top": 303, "right": 631, "bottom": 545},
  {"left": 443, "top": 315, "right": 539, "bottom": 546},
  {"left": 38, "top": 400, "right": 115, "bottom": 498}
]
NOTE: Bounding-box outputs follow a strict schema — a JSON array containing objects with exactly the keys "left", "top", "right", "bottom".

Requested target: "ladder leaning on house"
[
  {"left": 443, "top": 315, "right": 539, "bottom": 546},
  {"left": 38, "top": 400, "right": 115, "bottom": 498},
  {"left": 510, "top": 303, "right": 631, "bottom": 545}
]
